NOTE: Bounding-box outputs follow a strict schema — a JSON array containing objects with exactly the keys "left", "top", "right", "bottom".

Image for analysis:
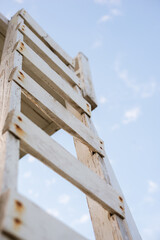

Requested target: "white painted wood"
[
  {"left": 4, "top": 110, "right": 124, "bottom": 218},
  {"left": 75, "top": 53, "right": 97, "bottom": 110},
  {"left": 0, "top": 13, "right": 8, "bottom": 36},
  {"left": 104, "top": 155, "right": 142, "bottom": 240},
  {"left": 12, "top": 68, "right": 105, "bottom": 156},
  {"left": 0, "top": 190, "right": 87, "bottom": 240},
  {"left": 0, "top": 13, "right": 23, "bottom": 193},
  {"left": 16, "top": 41, "right": 91, "bottom": 116},
  {"left": 19, "top": 9, "right": 75, "bottom": 68},
  {"left": 18, "top": 23, "right": 81, "bottom": 88}
]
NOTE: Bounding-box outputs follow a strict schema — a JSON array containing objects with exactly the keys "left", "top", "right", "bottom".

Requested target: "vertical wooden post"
[
  {"left": 73, "top": 54, "right": 135, "bottom": 240},
  {"left": 0, "top": 12, "right": 24, "bottom": 193}
]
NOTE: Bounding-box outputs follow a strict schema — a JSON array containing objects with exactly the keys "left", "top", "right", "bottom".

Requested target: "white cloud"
[
  {"left": 58, "top": 194, "right": 70, "bottom": 204},
  {"left": 23, "top": 171, "right": 31, "bottom": 178},
  {"left": 98, "top": 15, "right": 111, "bottom": 23},
  {"left": 91, "top": 40, "right": 102, "bottom": 49},
  {"left": 14, "top": 0, "right": 24, "bottom": 3},
  {"left": 28, "top": 189, "right": 39, "bottom": 199},
  {"left": 94, "top": 0, "right": 121, "bottom": 5},
  {"left": 45, "top": 178, "right": 56, "bottom": 187},
  {"left": 111, "top": 123, "right": 119, "bottom": 130},
  {"left": 114, "top": 58, "right": 158, "bottom": 98},
  {"left": 47, "top": 208, "right": 59, "bottom": 217},
  {"left": 123, "top": 107, "right": 140, "bottom": 124},
  {"left": 111, "top": 8, "right": 122, "bottom": 16},
  {"left": 148, "top": 180, "right": 158, "bottom": 194},
  {"left": 72, "top": 214, "right": 90, "bottom": 226},
  {"left": 99, "top": 96, "right": 107, "bottom": 104},
  {"left": 28, "top": 155, "right": 35, "bottom": 163}
]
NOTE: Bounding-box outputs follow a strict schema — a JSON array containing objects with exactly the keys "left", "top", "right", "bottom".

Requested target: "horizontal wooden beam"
[
  {"left": 18, "top": 9, "right": 75, "bottom": 68},
  {"left": 4, "top": 111, "right": 125, "bottom": 218},
  {"left": 12, "top": 68, "right": 105, "bottom": 156},
  {"left": 18, "top": 23, "right": 81, "bottom": 88},
  {"left": 16, "top": 41, "right": 91, "bottom": 116},
  {"left": 0, "top": 190, "right": 87, "bottom": 240}
]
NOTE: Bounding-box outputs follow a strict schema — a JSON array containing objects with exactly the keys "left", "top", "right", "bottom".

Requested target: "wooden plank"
[
  {"left": 16, "top": 41, "right": 91, "bottom": 116},
  {"left": 4, "top": 110, "right": 125, "bottom": 218},
  {"left": 75, "top": 53, "right": 97, "bottom": 110},
  {"left": 0, "top": 190, "right": 87, "bottom": 240},
  {"left": 0, "top": 13, "right": 8, "bottom": 37},
  {"left": 18, "top": 23, "right": 81, "bottom": 88},
  {"left": 18, "top": 9, "right": 75, "bottom": 68},
  {"left": 12, "top": 68, "right": 105, "bottom": 156},
  {"left": 74, "top": 55, "right": 141, "bottom": 240},
  {"left": 104, "top": 155, "right": 142, "bottom": 240},
  {"left": 0, "top": 13, "right": 24, "bottom": 193}
]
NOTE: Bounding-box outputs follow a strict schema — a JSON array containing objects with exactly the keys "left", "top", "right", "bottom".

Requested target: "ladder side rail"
[
  {"left": 11, "top": 68, "right": 105, "bottom": 156},
  {"left": 0, "top": 13, "right": 24, "bottom": 193},
  {"left": 74, "top": 53, "right": 141, "bottom": 240},
  {"left": 4, "top": 110, "right": 124, "bottom": 218}
]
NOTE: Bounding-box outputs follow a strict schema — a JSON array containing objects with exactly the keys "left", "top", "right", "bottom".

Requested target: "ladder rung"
[
  {"left": 18, "top": 9, "right": 74, "bottom": 68},
  {"left": 4, "top": 110, "right": 125, "bottom": 219},
  {"left": 0, "top": 191, "right": 87, "bottom": 240},
  {"left": 15, "top": 41, "right": 91, "bottom": 117},
  {"left": 18, "top": 23, "right": 81, "bottom": 88},
  {"left": 12, "top": 68, "right": 105, "bottom": 157}
]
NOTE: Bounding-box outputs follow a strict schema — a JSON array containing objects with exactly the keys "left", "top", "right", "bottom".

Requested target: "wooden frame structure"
[{"left": 0, "top": 9, "right": 141, "bottom": 240}]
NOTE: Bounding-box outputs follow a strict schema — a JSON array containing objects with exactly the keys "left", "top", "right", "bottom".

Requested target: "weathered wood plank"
[
  {"left": 0, "top": 13, "right": 23, "bottom": 193},
  {"left": 0, "top": 190, "right": 87, "bottom": 240},
  {"left": 18, "top": 23, "right": 81, "bottom": 88},
  {"left": 18, "top": 9, "right": 75, "bottom": 68},
  {"left": 75, "top": 53, "right": 97, "bottom": 110},
  {"left": 73, "top": 56, "right": 131, "bottom": 240},
  {"left": 0, "top": 13, "right": 8, "bottom": 37},
  {"left": 16, "top": 41, "right": 91, "bottom": 116},
  {"left": 4, "top": 110, "right": 124, "bottom": 218},
  {"left": 12, "top": 68, "right": 105, "bottom": 156}
]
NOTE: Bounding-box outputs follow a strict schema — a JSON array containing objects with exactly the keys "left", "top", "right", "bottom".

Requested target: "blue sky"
[{"left": 1, "top": 0, "right": 160, "bottom": 239}]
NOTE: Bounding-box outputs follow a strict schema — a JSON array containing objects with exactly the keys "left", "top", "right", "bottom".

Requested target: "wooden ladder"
[{"left": 0, "top": 9, "right": 141, "bottom": 240}]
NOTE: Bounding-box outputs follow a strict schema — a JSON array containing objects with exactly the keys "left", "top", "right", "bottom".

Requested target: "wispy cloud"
[
  {"left": 23, "top": 171, "right": 31, "bottom": 178},
  {"left": 111, "top": 123, "right": 120, "bottom": 131},
  {"left": 14, "top": 0, "right": 24, "bottom": 3},
  {"left": 91, "top": 39, "right": 102, "bottom": 49},
  {"left": 98, "top": 8, "right": 122, "bottom": 23},
  {"left": 99, "top": 96, "right": 107, "bottom": 104},
  {"left": 115, "top": 58, "right": 158, "bottom": 98},
  {"left": 58, "top": 194, "right": 70, "bottom": 204},
  {"left": 27, "top": 155, "right": 35, "bottom": 163},
  {"left": 98, "top": 15, "right": 111, "bottom": 23},
  {"left": 94, "top": 0, "right": 121, "bottom": 5},
  {"left": 47, "top": 208, "right": 59, "bottom": 217},
  {"left": 45, "top": 178, "right": 56, "bottom": 187},
  {"left": 72, "top": 214, "right": 90, "bottom": 226},
  {"left": 148, "top": 180, "right": 158, "bottom": 194},
  {"left": 123, "top": 107, "right": 140, "bottom": 124}
]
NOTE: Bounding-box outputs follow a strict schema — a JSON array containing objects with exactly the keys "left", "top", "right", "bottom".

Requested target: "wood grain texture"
[
  {"left": 73, "top": 54, "right": 141, "bottom": 240},
  {"left": 16, "top": 41, "right": 91, "bottom": 116},
  {"left": 75, "top": 53, "right": 97, "bottom": 110},
  {"left": 0, "top": 190, "right": 87, "bottom": 240},
  {"left": 18, "top": 23, "right": 81, "bottom": 88},
  {"left": 0, "top": 13, "right": 8, "bottom": 37},
  {"left": 0, "top": 13, "right": 23, "bottom": 193},
  {"left": 12, "top": 68, "right": 105, "bottom": 156},
  {"left": 19, "top": 9, "right": 74, "bottom": 68},
  {"left": 4, "top": 110, "right": 124, "bottom": 218}
]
